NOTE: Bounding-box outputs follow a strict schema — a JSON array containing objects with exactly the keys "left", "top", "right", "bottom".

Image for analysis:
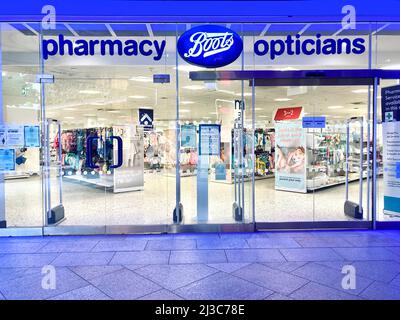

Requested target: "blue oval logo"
[{"left": 177, "top": 25, "right": 243, "bottom": 68}]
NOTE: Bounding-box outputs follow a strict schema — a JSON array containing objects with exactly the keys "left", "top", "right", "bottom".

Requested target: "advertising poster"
[
  {"left": 381, "top": 85, "right": 400, "bottom": 214},
  {"left": 6, "top": 125, "right": 24, "bottom": 146},
  {"left": 274, "top": 120, "right": 307, "bottom": 193},
  {"left": 199, "top": 124, "right": 221, "bottom": 156},
  {"left": 181, "top": 124, "right": 197, "bottom": 148},
  {"left": 0, "top": 149, "right": 16, "bottom": 172},
  {"left": 24, "top": 125, "right": 41, "bottom": 147}
]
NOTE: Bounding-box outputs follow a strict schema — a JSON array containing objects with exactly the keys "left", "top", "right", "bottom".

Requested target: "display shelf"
[
  {"left": 4, "top": 172, "right": 32, "bottom": 180},
  {"left": 210, "top": 173, "right": 275, "bottom": 184},
  {"left": 306, "top": 171, "right": 379, "bottom": 191}
]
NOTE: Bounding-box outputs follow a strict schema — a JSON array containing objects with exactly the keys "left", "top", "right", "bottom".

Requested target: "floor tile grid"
[
  {"left": 129, "top": 265, "right": 217, "bottom": 300},
  {"left": 108, "top": 266, "right": 186, "bottom": 300},
  {"left": 315, "top": 260, "right": 400, "bottom": 284},
  {"left": 45, "top": 266, "right": 113, "bottom": 300},
  {"left": 295, "top": 260, "right": 400, "bottom": 299},
  {"left": 285, "top": 262, "right": 367, "bottom": 299},
  {"left": 130, "top": 263, "right": 276, "bottom": 300},
  {"left": 232, "top": 263, "right": 311, "bottom": 298},
  {"left": 313, "top": 259, "right": 400, "bottom": 298}
]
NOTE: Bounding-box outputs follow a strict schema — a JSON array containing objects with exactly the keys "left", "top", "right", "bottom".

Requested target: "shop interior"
[{"left": 1, "top": 23, "right": 399, "bottom": 228}]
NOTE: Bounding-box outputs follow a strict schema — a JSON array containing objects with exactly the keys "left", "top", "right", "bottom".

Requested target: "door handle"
[
  {"left": 86, "top": 136, "right": 100, "bottom": 169},
  {"left": 109, "top": 136, "right": 123, "bottom": 169}
]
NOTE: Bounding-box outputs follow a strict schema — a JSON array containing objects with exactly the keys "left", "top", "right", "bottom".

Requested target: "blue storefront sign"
[
  {"left": 177, "top": 25, "right": 243, "bottom": 68},
  {"left": 138, "top": 108, "right": 154, "bottom": 130},
  {"left": 302, "top": 116, "right": 326, "bottom": 128}
]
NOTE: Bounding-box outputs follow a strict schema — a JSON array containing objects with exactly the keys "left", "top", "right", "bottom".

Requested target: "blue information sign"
[{"left": 302, "top": 116, "right": 326, "bottom": 128}]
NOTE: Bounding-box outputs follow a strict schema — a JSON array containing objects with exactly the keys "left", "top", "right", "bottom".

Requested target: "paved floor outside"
[{"left": 1, "top": 230, "right": 400, "bottom": 300}]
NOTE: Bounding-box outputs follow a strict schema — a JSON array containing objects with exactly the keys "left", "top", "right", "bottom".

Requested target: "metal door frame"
[{"left": 189, "top": 69, "right": 400, "bottom": 230}]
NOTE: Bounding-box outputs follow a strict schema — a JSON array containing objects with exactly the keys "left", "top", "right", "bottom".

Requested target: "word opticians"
[
  {"left": 254, "top": 34, "right": 366, "bottom": 60},
  {"left": 42, "top": 35, "right": 166, "bottom": 60}
]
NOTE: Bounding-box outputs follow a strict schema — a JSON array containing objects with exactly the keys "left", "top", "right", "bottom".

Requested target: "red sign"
[{"left": 274, "top": 107, "right": 303, "bottom": 121}]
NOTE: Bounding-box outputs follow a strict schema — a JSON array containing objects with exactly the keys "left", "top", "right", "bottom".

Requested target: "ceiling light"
[
  {"left": 183, "top": 85, "right": 204, "bottom": 90},
  {"left": 129, "top": 95, "right": 147, "bottom": 99},
  {"left": 83, "top": 114, "right": 96, "bottom": 116},
  {"left": 352, "top": 89, "right": 369, "bottom": 94},
  {"left": 64, "top": 107, "right": 77, "bottom": 111},
  {"left": 107, "top": 110, "right": 121, "bottom": 113},
  {"left": 79, "top": 90, "right": 101, "bottom": 94},
  {"left": 90, "top": 102, "right": 106, "bottom": 106},
  {"left": 209, "top": 112, "right": 218, "bottom": 115},
  {"left": 274, "top": 67, "right": 299, "bottom": 71},
  {"left": 98, "top": 118, "right": 107, "bottom": 121},
  {"left": 274, "top": 98, "right": 292, "bottom": 102},
  {"left": 181, "top": 101, "right": 195, "bottom": 105},
  {"left": 129, "top": 76, "right": 152, "bottom": 82},
  {"left": 202, "top": 117, "right": 211, "bottom": 119},
  {"left": 259, "top": 115, "right": 269, "bottom": 118},
  {"left": 218, "top": 89, "right": 235, "bottom": 95},
  {"left": 174, "top": 65, "right": 203, "bottom": 72},
  {"left": 64, "top": 116, "right": 75, "bottom": 119},
  {"left": 179, "top": 109, "right": 190, "bottom": 113},
  {"left": 234, "top": 92, "right": 252, "bottom": 97},
  {"left": 254, "top": 108, "right": 262, "bottom": 111},
  {"left": 380, "top": 64, "right": 400, "bottom": 70},
  {"left": 327, "top": 105, "right": 344, "bottom": 109}
]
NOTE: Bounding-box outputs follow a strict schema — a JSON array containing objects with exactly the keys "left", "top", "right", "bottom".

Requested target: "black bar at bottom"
[{"left": 0, "top": 220, "right": 6, "bottom": 228}]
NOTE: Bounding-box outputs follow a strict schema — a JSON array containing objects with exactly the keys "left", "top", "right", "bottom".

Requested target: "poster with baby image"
[{"left": 275, "top": 120, "right": 307, "bottom": 193}]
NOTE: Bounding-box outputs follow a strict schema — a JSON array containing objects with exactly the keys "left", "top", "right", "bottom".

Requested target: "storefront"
[{"left": 1, "top": 13, "right": 400, "bottom": 235}]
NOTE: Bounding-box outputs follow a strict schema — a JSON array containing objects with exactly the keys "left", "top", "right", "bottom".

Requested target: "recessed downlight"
[
  {"left": 327, "top": 105, "right": 344, "bottom": 109},
  {"left": 129, "top": 76, "right": 152, "bottom": 82},
  {"left": 352, "top": 89, "right": 369, "bottom": 94},
  {"left": 129, "top": 95, "right": 147, "bottom": 99},
  {"left": 79, "top": 90, "right": 101, "bottom": 94},
  {"left": 274, "top": 98, "right": 292, "bottom": 102},
  {"left": 182, "top": 85, "right": 204, "bottom": 90}
]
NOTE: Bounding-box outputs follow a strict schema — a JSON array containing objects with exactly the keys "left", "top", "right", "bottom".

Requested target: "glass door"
[
  {"left": 44, "top": 77, "right": 108, "bottom": 229},
  {"left": 178, "top": 78, "right": 254, "bottom": 225},
  {"left": 254, "top": 80, "right": 373, "bottom": 225}
]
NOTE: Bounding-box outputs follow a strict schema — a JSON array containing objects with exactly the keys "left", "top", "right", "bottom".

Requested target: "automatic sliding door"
[
  {"left": 178, "top": 78, "right": 253, "bottom": 225},
  {"left": 254, "top": 81, "right": 372, "bottom": 225}
]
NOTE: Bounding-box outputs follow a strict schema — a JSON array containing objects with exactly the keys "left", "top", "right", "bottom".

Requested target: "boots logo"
[{"left": 178, "top": 25, "right": 243, "bottom": 68}]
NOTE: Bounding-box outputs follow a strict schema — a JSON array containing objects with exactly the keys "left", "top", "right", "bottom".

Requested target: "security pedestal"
[{"left": 197, "top": 155, "right": 209, "bottom": 222}]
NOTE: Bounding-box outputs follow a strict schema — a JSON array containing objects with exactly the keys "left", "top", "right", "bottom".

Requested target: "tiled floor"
[{"left": 1, "top": 230, "right": 400, "bottom": 300}]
